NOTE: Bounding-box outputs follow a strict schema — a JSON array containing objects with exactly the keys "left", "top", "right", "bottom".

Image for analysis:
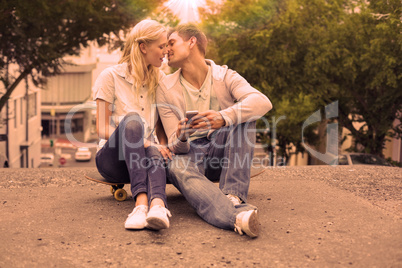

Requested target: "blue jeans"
[
  {"left": 95, "top": 112, "right": 167, "bottom": 207},
  {"left": 167, "top": 121, "right": 257, "bottom": 230}
]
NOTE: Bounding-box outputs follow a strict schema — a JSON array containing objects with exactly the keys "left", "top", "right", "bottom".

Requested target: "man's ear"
[
  {"left": 189, "top": 36, "right": 197, "bottom": 49},
  {"left": 139, "top": 43, "right": 147, "bottom": 54}
]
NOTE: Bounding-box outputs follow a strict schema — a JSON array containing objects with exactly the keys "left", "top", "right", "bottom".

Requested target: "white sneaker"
[
  {"left": 146, "top": 205, "right": 172, "bottom": 230},
  {"left": 234, "top": 210, "right": 260, "bottom": 238},
  {"left": 125, "top": 205, "right": 148, "bottom": 229},
  {"left": 226, "top": 194, "right": 242, "bottom": 206}
]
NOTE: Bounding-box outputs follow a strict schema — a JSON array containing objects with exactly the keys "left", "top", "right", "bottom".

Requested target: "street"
[
  {"left": 40, "top": 138, "right": 97, "bottom": 168},
  {"left": 0, "top": 165, "right": 401, "bottom": 267}
]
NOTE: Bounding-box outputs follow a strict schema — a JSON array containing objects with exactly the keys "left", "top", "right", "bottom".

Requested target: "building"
[
  {"left": 41, "top": 46, "right": 98, "bottom": 144},
  {"left": 41, "top": 45, "right": 121, "bottom": 147},
  {"left": 0, "top": 76, "right": 41, "bottom": 168}
]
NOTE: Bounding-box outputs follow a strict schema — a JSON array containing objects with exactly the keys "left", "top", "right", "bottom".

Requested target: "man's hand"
[
  {"left": 190, "top": 110, "right": 225, "bottom": 130},
  {"left": 176, "top": 118, "right": 197, "bottom": 142}
]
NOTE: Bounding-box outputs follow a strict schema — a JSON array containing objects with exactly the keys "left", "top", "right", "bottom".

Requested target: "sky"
[{"left": 163, "top": 0, "right": 222, "bottom": 23}]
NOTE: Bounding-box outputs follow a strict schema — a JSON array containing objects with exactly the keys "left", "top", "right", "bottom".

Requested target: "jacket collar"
[{"left": 161, "top": 59, "right": 228, "bottom": 90}]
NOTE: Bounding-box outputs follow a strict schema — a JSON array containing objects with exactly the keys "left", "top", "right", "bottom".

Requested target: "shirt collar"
[{"left": 116, "top": 62, "right": 134, "bottom": 84}]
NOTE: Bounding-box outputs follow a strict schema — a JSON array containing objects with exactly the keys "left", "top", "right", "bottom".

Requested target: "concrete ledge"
[{"left": 0, "top": 166, "right": 401, "bottom": 266}]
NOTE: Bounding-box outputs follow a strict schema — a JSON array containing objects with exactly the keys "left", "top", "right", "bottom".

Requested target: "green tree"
[
  {"left": 330, "top": 0, "right": 401, "bottom": 155},
  {"left": 0, "top": 0, "right": 161, "bottom": 111},
  {"left": 204, "top": 0, "right": 401, "bottom": 160},
  {"left": 203, "top": 0, "right": 326, "bottom": 162},
  {"left": 303, "top": 0, "right": 402, "bottom": 156}
]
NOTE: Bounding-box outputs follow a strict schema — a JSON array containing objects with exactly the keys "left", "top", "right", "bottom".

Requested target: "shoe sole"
[
  {"left": 244, "top": 210, "right": 260, "bottom": 238},
  {"left": 146, "top": 216, "right": 169, "bottom": 230},
  {"left": 125, "top": 224, "right": 146, "bottom": 230}
]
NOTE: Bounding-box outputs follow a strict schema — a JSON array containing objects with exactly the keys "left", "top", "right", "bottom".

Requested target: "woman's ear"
[{"left": 139, "top": 43, "right": 147, "bottom": 54}]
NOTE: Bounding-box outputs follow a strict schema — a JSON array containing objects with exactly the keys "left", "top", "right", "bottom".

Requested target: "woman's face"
[{"left": 142, "top": 32, "right": 168, "bottom": 68}]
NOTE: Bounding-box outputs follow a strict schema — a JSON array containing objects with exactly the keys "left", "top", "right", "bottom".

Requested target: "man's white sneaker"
[
  {"left": 125, "top": 205, "right": 148, "bottom": 229},
  {"left": 226, "top": 194, "right": 242, "bottom": 206},
  {"left": 234, "top": 210, "right": 260, "bottom": 238},
  {"left": 146, "top": 205, "right": 172, "bottom": 230}
]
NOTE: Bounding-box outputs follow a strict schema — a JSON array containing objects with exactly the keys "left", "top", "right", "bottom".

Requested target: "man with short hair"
[{"left": 156, "top": 24, "right": 272, "bottom": 237}]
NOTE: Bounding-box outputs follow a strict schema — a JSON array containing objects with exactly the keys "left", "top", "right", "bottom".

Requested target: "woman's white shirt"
[{"left": 93, "top": 62, "right": 163, "bottom": 149}]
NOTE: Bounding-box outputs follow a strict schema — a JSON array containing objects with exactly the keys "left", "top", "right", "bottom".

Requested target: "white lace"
[
  {"left": 165, "top": 208, "right": 172, "bottom": 217},
  {"left": 151, "top": 205, "right": 172, "bottom": 217},
  {"left": 234, "top": 224, "right": 244, "bottom": 235},
  {"left": 227, "top": 194, "right": 241, "bottom": 206},
  {"left": 128, "top": 205, "right": 148, "bottom": 217}
]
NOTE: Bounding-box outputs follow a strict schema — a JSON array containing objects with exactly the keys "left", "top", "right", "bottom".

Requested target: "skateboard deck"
[
  {"left": 85, "top": 172, "right": 130, "bottom": 202},
  {"left": 85, "top": 164, "right": 267, "bottom": 202}
]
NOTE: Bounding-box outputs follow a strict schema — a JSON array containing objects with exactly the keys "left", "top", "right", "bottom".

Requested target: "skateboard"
[
  {"left": 85, "top": 172, "right": 129, "bottom": 202},
  {"left": 85, "top": 164, "right": 267, "bottom": 202}
]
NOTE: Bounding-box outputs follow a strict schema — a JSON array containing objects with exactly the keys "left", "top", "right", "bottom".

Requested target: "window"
[
  {"left": 20, "top": 98, "right": 23, "bottom": 125},
  {"left": 14, "top": 99, "right": 17, "bottom": 129},
  {"left": 28, "top": 93, "right": 37, "bottom": 119},
  {"left": 0, "top": 110, "right": 3, "bottom": 128}
]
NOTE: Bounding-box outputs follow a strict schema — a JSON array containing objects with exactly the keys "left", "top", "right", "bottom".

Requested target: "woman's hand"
[{"left": 152, "top": 144, "right": 173, "bottom": 160}]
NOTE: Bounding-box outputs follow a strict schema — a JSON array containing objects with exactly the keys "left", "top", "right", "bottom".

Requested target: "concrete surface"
[{"left": 0, "top": 165, "right": 401, "bottom": 267}]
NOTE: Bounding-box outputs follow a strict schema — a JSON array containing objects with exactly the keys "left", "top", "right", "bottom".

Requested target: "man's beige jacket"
[{"left": 156, "top": 59, "right": 272, "bottom": 154}]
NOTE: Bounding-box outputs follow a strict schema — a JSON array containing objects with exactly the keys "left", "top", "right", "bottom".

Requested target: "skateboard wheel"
[
  {"left": 114, "top": 189, "right": 127, "bottom": 202},
  {"left": 110, "top": 186, "right": 115, "bottom": 194}
]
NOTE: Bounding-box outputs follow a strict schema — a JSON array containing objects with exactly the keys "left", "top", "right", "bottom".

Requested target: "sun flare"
[{"left": 164, "top": 0, "right": 221, "bottom": 23}]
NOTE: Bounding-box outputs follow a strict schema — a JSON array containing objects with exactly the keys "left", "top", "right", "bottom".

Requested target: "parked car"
[
  {"left": 40, "top": 153, "right": 55, "bottom": 166},
  {"left": 331, "top": 153, "right": 392, "bottom": 166},
  {"left": 74, "top": 147, "right": 92, "bottom": 161},
  {"left": 0, "top": 153, "right": 9, "bottom": 168}
]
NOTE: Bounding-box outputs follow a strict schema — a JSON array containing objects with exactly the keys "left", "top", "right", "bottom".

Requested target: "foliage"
[
  {"left": 0, "top": 0, "right": 161, "bottom": 111},
  {"left": 327, "top": 0, "right": 402, "bottom": 155},
  {"left": 203, "top": 0, "right": 401, "bottom": 159}
]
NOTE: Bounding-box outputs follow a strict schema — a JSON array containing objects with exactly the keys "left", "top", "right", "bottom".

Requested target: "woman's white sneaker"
[
  {"left": 146, "top": 205, "right": 172, "bottom": 230},
  {"left": 125, "top": 205, "right": 148, "bottom": 229}
]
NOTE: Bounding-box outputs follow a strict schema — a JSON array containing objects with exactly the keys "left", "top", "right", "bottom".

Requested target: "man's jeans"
[
  {"left": 167, "top": 121, "right": 257, "bottom": 230},
  {"left": 96, "top": 112, "right": 167, "bottom": 207}
]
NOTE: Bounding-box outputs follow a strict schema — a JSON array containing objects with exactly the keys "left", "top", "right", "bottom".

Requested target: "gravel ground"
[
  {"left": 0, "top": 165, "right": 401, "bottom": 267},
  {"left": 1, "top": 165, "right": 400, "bottom": 217},
  {"left": 260, "top": 165, "right": 402, "bottom": 218}
]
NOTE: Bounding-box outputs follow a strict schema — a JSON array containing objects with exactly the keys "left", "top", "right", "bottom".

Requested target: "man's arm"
[
  {"left": 220, "top": 69, "right": 272, "bottom": 126},
  {"left": 189, "top": 70, "right": 272, "bottom": 131}
]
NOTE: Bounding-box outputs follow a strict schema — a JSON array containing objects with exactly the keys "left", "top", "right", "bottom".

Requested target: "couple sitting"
[{"left": 93, "top": 20, "right": 272, "bottom": 238}]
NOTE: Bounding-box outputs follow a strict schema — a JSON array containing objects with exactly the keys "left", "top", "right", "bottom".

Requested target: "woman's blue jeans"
[{"left": 95, "top": 112, "right": 167, "bottom": 207}]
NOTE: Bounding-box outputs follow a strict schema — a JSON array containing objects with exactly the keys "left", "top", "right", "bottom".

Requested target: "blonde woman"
[{"left": 93, "top": 20, "right": 172, "bottom": 230}]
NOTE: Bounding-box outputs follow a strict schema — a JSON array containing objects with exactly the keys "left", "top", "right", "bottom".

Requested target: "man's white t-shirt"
[{"left": 180, "top": 66, "right": 220, "bottom": 141}]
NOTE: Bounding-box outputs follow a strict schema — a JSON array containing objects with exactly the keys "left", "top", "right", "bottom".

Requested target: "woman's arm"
[
  {"left": 153, "top": 116, "right": 172, "bottom": 160},
  {"left": 155, "top": 117, "right": 168, "bottom": 146},
  {"left": 96, "top": 99, "right": 114, "bottom": 140}
]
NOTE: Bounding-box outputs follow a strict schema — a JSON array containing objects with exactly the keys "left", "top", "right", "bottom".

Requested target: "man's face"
[{"left": 167, "top": 32, "right": 190, "bottom": 68}]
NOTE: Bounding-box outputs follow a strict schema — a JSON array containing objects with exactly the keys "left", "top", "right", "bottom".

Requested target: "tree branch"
[{"left": 0, "top": 69, "right": 30, "bottom": 112}]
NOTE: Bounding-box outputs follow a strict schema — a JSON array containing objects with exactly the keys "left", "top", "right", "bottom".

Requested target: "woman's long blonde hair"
[{"left": 119, "top": 20, "right": 166, "bottom": 101}]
